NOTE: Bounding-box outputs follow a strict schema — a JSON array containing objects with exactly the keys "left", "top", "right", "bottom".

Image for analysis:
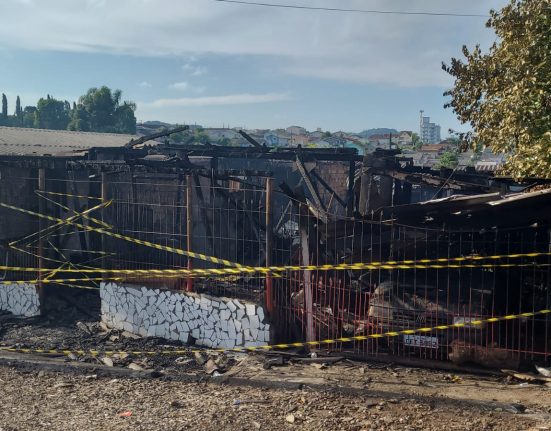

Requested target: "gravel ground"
[
  {"left": 1, "top": 294, "right": 551, "bottom": 431},
  {"left": 0, "top": 365, "right": 548, "bottom": 431}
]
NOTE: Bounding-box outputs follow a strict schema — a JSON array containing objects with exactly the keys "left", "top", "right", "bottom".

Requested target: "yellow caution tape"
[
  {"left": 37, "top": 190, "right": 103, "bottom": 201},
  {"left": 4, "top": 200, "right": 551, "bottom": 274},
  {"left": 0, "top": 201, "right": 248, "bottom": 270},
  {"left": 0, "top": 261, "right": 549, "bottom": 282},
  {"left": 1, "top": 308, "right": 549, "bottom": 356}
]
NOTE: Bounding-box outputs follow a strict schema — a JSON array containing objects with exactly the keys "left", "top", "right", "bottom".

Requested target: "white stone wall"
[
  {"left": 0, "top": 283, "right": 40, "bottom": 317},
  {"left": 100, "top": 282, "right": 271, "bottom": 349}
]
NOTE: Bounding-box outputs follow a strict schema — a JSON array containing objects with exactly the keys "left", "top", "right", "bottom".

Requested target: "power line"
[{"left": 212, "top": 0, "right": 490, "bottom": 18}]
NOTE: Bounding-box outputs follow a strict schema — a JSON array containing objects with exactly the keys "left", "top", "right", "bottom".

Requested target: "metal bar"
[
  {"left": 346, "top": 160, "right": 356, "bottom": 217},
  {"left": 186, "top": 175, "right": 193, "bottom": 292},
  {"left": 37, "top": 167, "right": 46, "bottom": 315},
  {"left": 265, "top": 177, "right": 274, "bottom": 315},
  {"left": 101, "top": 172, "right": 108, "bottom": 279},
  {"left": 300, "top": 220, "right": 315, "bottom": 342}
]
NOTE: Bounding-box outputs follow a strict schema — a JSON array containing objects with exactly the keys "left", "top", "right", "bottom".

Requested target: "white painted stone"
[
  {"left": 234, "top": 319, "right": 242, "bottom": 332},
  {"left": 249, "top": 315, "right": 260, "bottom": 329},
  {"left": 226, "top": 301, "right": 236, "bottom": 312},
  {"left": 245, "top": 303, "right": 256, "bottom": 316},
  {"left": 257, "top": 306, "right": 265, "bottom": 323},
  {"left": 99, "top": 283, "right": 270, "bottom": 350}
]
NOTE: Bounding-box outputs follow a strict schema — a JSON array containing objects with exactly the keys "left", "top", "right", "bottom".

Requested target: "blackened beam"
[
  {"left": 295, "top": 156, "right": 326, "bottom": 211},
  {"left": 160, "top": 144, "right": 362, "bottom": 162},
  {"left": 346, "top": 160, "right": 356, "bottom": 217},
  {"left": 371, "top": 168, "right": 491, "bottom": 191},
  {"left": 238, "top": 130, "right": 264, "bottom": 148},
  {"left": 310, "top": 169, "right": 346, "bottom": 208},
  {"left": 125, "top": 125, "right": 189, "bottom": 149}
]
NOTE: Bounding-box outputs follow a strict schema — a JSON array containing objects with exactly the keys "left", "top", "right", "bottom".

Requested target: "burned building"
[{"left": 0, "top": 125, "right": 550, "bottom": 369}]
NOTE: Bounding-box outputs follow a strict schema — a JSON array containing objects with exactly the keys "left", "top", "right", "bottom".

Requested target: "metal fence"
[{"left": 1, "top": 168, "right": 550, "bottom": 367}]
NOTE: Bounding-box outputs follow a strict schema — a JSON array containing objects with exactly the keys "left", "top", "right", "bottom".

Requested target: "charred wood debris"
[{"left": 1, "top": 126, "right": 551, "bottom": 365}]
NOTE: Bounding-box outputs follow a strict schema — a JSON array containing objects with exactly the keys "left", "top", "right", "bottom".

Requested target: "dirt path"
[
  {"left": 0, "top": 358, "right": 550, "bottom": 431},
  {"left": 1, "top": 310, "right": 551, "bottom": 430}
]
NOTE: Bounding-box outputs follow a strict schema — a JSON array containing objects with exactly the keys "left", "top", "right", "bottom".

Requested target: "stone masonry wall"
[
  {"left": 100, "top": 282, "right": 271, "bottom": 349},
  {"left": 0, "top": 283, "right": 40, "bottom": 317}
]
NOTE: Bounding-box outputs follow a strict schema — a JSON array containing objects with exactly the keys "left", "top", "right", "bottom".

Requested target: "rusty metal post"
[
  {"left": 101, "top": 172, "right": 108, "bottom": 281},
  {"left": 186, "top": 175, "right": 193, "bottom": 292},
  {"left": 37, "top": 167, "right": 46, "bottom": 315},
  {"left": 265, "top": 177, "right": 274, "bottom": 315}
]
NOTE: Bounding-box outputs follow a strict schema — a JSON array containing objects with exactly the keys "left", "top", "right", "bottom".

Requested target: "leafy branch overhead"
[{"left": 443, "top": 0, "right": 551, "bottom": 178}]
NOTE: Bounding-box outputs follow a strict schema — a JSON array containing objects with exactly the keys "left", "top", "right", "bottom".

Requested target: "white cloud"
[
  {"left": 170, "top": 81, "right": 189, "bottom": 90},
  {"left": 182, "top": 63, "right": 207, "bottom": 77},
  {"left": 141, "top": 92, "right": 292, "bottom": 108},
  {"left": 139, "top": 81, "right": 152, "bottom": 88},
  {"left": 0, "top": 0, "right": 506, "bottom": 87}
]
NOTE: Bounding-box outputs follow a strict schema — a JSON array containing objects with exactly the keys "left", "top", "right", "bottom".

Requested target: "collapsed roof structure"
[{"left": 0, "top": 125, "right": 549, "bottom": 369}]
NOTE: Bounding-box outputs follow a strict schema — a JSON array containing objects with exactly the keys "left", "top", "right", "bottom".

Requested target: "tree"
[
  {"left": 1, "top": 94, "right": 7, "bottom": 120},
  {"left": 22, "top": 106, "right": 37, "bottom": 128},
  {"left": 74, "top": 86, "right": 136, "bottom": 133},
  {"left": 195, "top": 131, "right": 210, "bottom": 144},
  {"left": 67, "top": 104, "right": 90, "bottom": 132},
  {"left": 443, "top": 0, "right": 551, "bottom": 178},
  {"left": 411, "top": 132, "right": 422, "bottom": 149},
  {"left": 35, "top": 96, "right": 70, "bottom": 130},
  {"left": 15, "top": 96, "right": 22, "bottom": 118},
  {"left": 437, "top": 150, "right": 459, "bottom": 169}
]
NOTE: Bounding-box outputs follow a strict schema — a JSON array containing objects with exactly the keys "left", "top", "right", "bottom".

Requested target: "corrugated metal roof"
[{"left": 0, "top": 126, "right": 138, "bottom": 156}]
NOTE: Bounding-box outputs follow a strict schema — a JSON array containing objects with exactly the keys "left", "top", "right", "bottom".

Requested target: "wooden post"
[
  {"left": 265, "top": 177, "right": 274, "bottom": 315},
  {"left": 186, "top": 175, "right": 193, "bottom": 292},
  {"left": 37, "top": 168, "right": 46, "bottom": 315},
  {"left": 300, "top": 223, "right": 315, "bottom": 342}
]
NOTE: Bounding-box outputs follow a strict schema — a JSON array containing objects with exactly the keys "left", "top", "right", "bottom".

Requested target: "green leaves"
[{"left": 444, "top": 0, "right": 551, "bottom": 178}]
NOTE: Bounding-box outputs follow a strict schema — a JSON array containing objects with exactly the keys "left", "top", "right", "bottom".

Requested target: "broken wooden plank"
[{"left": 295, "top": 156, "right": 326, "bottom": 211}]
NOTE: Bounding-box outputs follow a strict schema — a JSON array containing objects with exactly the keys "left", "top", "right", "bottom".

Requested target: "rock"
[
  {"left": 503, "top": 403, "right": 525, "bottom": 414},
  {"left": 101, "top": 357, "right": 114, "bottom": 367},
  {"left": 194, "top": 351, "right": 208, "bottom": 365},
  {"left": 205, "top": 358, "right": 219, "bottom": 374},
  {"left": 285, "top": 414, "right": 296, "bottom": 424},
  {"left": 122, "top": 330, "right": 141, "bottom": 340},
  {"left": 128, "top": 363, "right": 144, "bottom": 371}
]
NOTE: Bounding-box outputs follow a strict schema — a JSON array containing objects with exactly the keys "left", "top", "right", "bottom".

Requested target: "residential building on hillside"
[
  {"left": 290, "top": 134, "right": 310, "bottom": 146},
  {"left": 397, "top": 131, "right": 413, "bottom": 147},
  {"left": 264, "top": 131, "right": 290, "bottom": 146},
  {"left": 419, "top": 111, "right": 441, "bottom": 144},
  {"left": 308, "top": 130, "right": 324, "bottom": 140},
  {"left": 286, "top": 125, "right": 307, "bottom": 135}
]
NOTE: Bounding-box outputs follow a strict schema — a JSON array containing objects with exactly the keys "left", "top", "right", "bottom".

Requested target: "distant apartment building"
[{"left": 419, "top": 111, "right": 441, "bottom": 144}]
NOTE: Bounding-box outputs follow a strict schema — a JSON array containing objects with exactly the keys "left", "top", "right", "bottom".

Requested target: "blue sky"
[{"left": 0, "top": 0, "right": 507, "bottom": 134}]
